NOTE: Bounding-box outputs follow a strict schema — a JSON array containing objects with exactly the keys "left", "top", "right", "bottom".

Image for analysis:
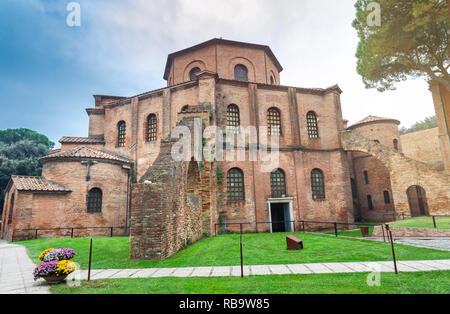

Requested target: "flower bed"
[{"left": 34, "top": 248, "right": 77, "bottom": 283}]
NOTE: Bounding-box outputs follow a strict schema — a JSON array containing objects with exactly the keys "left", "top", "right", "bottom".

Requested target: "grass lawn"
[
  {"left": 390, "top": 216, "right": 450, "bottom": 230},
  {"left": 51, "top": 271, "right": 450, "bottom": 294},
  {"left": 17, "top": 232, "right": 450, "bottom": 270}
]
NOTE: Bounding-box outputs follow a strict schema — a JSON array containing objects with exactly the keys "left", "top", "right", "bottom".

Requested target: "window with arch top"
[
  {"left": 306, "top": 111, "right": 319, "bottom": 139},
  {"left": 87, "top": 188, "right": 102, "bottom": 213},
  {"left": 268, "top": 107, "right": 282, "bottom": 136},
  {"left": 234, "top": 64, "right": 248, "bottom": 82},
  {"left": 227, "top": 168, "right": 245, "bottom": 202},
  {"left": 393, "top": 139, "right": 399, "bottom": 151},
  {"left": 311, "top": 169, "right": 325, "bottom": 200},
  {"left": 8, "top": 193, "right": 15, "bottom": 224},
  {"left": 146, "top": 114, "right": 157, "bottom": 142},
  {"left": 226, "top": 104, "right": 241, "bottom": 134},
  {"left": 271, "top": 169, "right": 286, "bottom": 198},
  {"left": 189, "top": 67, "right": 201, "bottom": 81},
  {"left": 117, "top": 121, "right": 126, "bottom": 147}
]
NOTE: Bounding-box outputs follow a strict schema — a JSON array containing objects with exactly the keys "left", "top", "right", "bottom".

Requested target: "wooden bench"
[{"left": 286, "top": 235, "right": 303, "bottom": 250}]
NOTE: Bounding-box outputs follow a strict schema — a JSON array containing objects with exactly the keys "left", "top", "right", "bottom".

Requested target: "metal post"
[
  {"left": 71, "top": 228, "right": 74, "bottom": 238},
  {"left": 385, "top": 225, "right": 398, "bottom": 275},
  {"left": 88, "top": 238, "right": 93, "bottom": 281},
  {"left": 334, "top": 222, "right": 338, "bottom": 237},
  {"left": 110, "top": 227, "right": 113, "bottom": 237},
  {"left": 432, "top": 216, "right": 437, "bottom": 229},
  {"left": 35, "top": 229, "right": 38, "bottom": 239},
  {"left": 240, "top": 224, "right": 244, "bottom": 278}
]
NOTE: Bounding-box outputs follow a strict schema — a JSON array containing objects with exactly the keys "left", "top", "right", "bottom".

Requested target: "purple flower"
[
  {"left": 43, "top": 248, "right": 76, "bottom": 262},
  {"left": 33, "top": 261, "right": 58, "bottom": 280}
]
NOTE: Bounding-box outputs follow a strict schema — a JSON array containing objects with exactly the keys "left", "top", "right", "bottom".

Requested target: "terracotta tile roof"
[
  {"left": 59, "top": 136, "right": 105, "bottom": 144},
  {"left": 10, "top": 176, "right": 71, "bottom": 192},
  {"left": 348, "top": 115, "right": 400, "bottom": 129},
  {"left": 39, "top": 146, "right": 132, "bottom": 164}
]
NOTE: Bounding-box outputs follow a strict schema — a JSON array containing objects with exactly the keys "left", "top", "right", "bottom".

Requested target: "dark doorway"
[
  {"left": 407, "top": 186, "right": 429, "bottom": 217},
  {"left": 270, "top": 203, "right": 291, "bottom": 232}
]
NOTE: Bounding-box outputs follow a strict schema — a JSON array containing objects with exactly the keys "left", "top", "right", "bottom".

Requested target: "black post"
[
  {"left": 71, "top": 228, "right": 74, "bottom": 238},
  {"left": 110, "top": 227, "right": 113, "bottom": 237},
  {"left": 432, "top": 216, "right": 437, "bottom": 229},
  {"left": 35, "top": 229, "right": 38, "bottom": 239},
  {"left": 240, "top": 223, "right": 244, "bottom": 278},
  {"left": 334, "top": 222, "right": 338, "bottom": 237},
  {"left": 385, "top": 225, "right": 398, "bottom": 275},
  {"left": 88, "top": 238, "right": 93, "bottom": 282}
]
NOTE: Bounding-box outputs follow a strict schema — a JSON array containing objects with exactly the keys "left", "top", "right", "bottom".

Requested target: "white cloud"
[{"left": 70, "top": 0, "right": 435, "bottom": 127}]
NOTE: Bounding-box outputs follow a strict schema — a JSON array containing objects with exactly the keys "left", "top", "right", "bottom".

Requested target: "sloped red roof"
[
  {"left": 39, "top": 146, "right": 131, "bottom": 164},
  {"left": 348, "top": 115, "right": 400, "bottom": 129},
  {"left": 59, "top": 136, "right": 105, "bottom": 144},
  {"left": 10, "top": 176, "right": 71, "bottom": 193}
]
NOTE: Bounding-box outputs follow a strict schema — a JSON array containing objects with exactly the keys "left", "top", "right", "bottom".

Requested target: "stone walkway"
[
  {"left": 66, "top": 259, "right": 450, "bottom": 281},
  {"left": 0, "top": 240, "right": 49, "bottom": 294},
  {"left": 1, "top": 239, "right": 449, "bottom": 294},
  {"left": 365, "top": 237, "right": 450, "bottom": 252}
]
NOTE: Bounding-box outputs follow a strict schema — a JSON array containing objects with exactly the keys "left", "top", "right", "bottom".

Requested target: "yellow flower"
[
  {"left": 56, "top": 260, "right": 77, "bottom": 276},
  {"left": 38, "top": 248, "right": 54, "bottom": 261}
]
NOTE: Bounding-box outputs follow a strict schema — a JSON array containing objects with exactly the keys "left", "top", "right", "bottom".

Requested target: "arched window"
[
  {"left": 226, "top": 104, "right": 240, "bottom": 134},
  {"left": 311, "top": 169, "right": 325, "bottom": 200},
  {"left": 271, "top": 169, "right": 286, "bottom": 198},
  {"left": 117, "top": 121, "right": 126, "bottom": 147},
  {"left": 8, "top": 194, "right": 14, "bottom": 224},
  {"left": 306, "top": 111, "right": 319, "bottom": 139},
  {"left": 367, "top": 195, "right": 374, "bottom": 210},
  {"left": 363, "top": 171, "right": 369, "bottom": 185},
  {"left": 87, "top": 188, "right": 102, "bottom": 213},
  {"left": 234, "top": 64, "right": 248, "bottom": 82},
  {"left": 227, "top": 168, "right": 245, "bottom": 202},
  {"left": 384, "top": 191, "right": 391, "bottom": 204},
  {"left": 146, "top": 114, "right": 157, "bottom": 142},
  {"left": 189, "top": 67, "right": 201, "bottom": 81},
  {"left": 393, "top": 139, "right": 399, "bottom": 151},
  {"left": 268, "top": 107, "right": 282, "bottom": 136}
]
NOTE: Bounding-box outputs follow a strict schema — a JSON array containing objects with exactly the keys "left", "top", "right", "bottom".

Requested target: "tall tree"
[
  {"left": 0, "top": 129, "right": 53, "bottom": 215},
  {"left": 353, "top": 0, "right": 449, "bottom": 91}
]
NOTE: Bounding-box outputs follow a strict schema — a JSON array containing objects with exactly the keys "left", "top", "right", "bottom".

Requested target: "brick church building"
[{"left": 1, "top": 39, "right": 448, "bottom": 256}]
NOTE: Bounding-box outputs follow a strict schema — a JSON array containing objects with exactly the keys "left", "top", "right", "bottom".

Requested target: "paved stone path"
[
  {"left": 1, "top": 239, "right": 449, "bottom": 294},
  {"left": 66, "top": 259, "right": 450, "bottom": 281},
  {"left": 0, "top": 240, "right": 49, "bottom": 294},
  {"left": 365, "top": 237, "right": 450, "bottom": 252}
]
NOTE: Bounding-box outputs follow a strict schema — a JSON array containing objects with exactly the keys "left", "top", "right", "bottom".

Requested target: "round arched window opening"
[
  {"left": 234, "top": 64, "right": 248, "bottom": 82},
  {"left": 189, "top": 67, "right": 201, "bottom": 81}
]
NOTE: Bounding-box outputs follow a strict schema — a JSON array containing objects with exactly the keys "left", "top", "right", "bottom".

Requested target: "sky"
[{"left": 0, "top": 0, "right": 437, "bottom": 147}]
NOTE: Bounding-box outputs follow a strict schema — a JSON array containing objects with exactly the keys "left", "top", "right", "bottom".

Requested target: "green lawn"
[
  {"left": 17, "top": 232, "right": 450, "bottom": 270},
  {"left": 390, "top": 216, "right": 450, "bottom": 230},
  {"left": 51, "top": 271, "right": 450, "bottom": 294}
]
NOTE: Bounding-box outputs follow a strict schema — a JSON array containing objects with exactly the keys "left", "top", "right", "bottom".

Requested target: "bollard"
[
  {"left": 240, "top": 224, "right": 244, "bottom": 278},
  {"left": 432, "top": 216, "right": 437, "bottom": 229},
  {"left": 385, "top": 225, "right": 398, "bottom": 275},
  {"left": 334, "top": 222, "right": 338, "bottom": 237},
  {"left": 88, "top": 238, "right": 93, "bottom": 281}
]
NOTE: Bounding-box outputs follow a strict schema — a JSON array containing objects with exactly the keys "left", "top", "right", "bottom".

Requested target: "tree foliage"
[
  {"left": 0, "top": 129, "right": 53, "bottom": 215},
  {"left": 399, "top": 115, "right": 438, "bottom": 134},
  {"left": 353, "top": 0, "right": 449, "bottom": 91},
  {"left": 0, "top": 128, "right": 54, "bottom": 149}
]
